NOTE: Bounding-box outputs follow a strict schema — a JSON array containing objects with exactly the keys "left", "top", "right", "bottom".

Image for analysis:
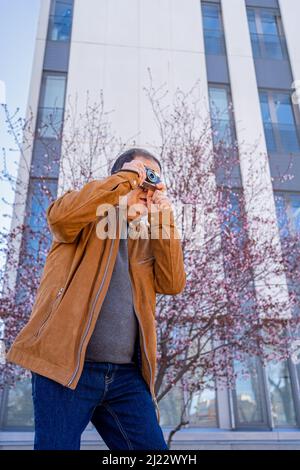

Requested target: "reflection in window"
[
  {"left": 259, "top": 90, "right": 300, "bottom": 154},
  {"left": 187, "top": 387, "right": 217, "bottom": 427},
  {"left": 247, "top": 7, "right": 287, "bottom": 60},
  {"left": 267, "top": 361, "right": 297, "bottom": 426},
  {"left": 234, "top": 358, "right": 267, "bottom": 426},
  {"left": 48, "top": 0, "right": 73, "bottom": 42},
  {"left": 2, "top": 377, "right": 34, "bottom": 429},
  {"left": 209, "top": 85, "right": 235, "bottom": 148},
  {"left": 274, "top": 191, "right": 300, "bottom": 318},
  {"left": 159, "top": 385, "right": 184, "bottom": 427},
  {"left": 37, "top": 73, "right": 67, "bottom": 139},
  {"left": 274, "top": 192, "right": 300, "bottom": 238},
  {"left": 15, "top": 178, "right": 57, "bottom": 304},
  {"left": 24, "top": 179, "right": 57, "bottom": 259},
  {"left": 159, "top": 382, "right": 217, "bottom": 428},
  {"left": 202, "top": 2, "right": 225, "bottom": 55}
]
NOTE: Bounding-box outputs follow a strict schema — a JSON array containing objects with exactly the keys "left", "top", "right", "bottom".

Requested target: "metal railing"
[
  {"left": 47, "top": 14, "right": 72, "bottom": 42},
  {"left": 250, "top": 32, "right": 288, "bottom": 60}
]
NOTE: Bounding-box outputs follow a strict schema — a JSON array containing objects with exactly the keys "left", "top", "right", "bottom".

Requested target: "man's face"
[{"left": 125, "top": 156, "right": 161, "bottom": 221}]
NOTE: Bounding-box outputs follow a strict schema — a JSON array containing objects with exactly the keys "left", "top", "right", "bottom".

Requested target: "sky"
[{"left": 0, "top": 0, "right": 41, "bottom": 266}]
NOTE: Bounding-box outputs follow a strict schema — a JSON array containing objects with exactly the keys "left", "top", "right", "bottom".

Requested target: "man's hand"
[
  {"left": 121, "top": 160, "right": 147, "bottom": 185},
  {"left": 148, "top": 182, "right": 172, "bottom": 212}
]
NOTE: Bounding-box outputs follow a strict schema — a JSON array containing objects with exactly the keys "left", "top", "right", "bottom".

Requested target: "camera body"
[{"left": 140, "top": 166, "right": 161, "bottom": 191}]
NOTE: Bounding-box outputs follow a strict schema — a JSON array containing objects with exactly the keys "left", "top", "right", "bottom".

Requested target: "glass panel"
[
  {"left": 38, "top": 74, "right": 66, "bottom": 138},
  {"left": 48, "top": 1, "right": 73, "bottom": 41},
  {"left": 259, "top": 91, "right": 272, "bottom": 122},
  {"left": 24, "top": 178, "right": 57, "bottom": 260},
  {"left": 187, "top": 387, "right": 217, "bottom": 427},
  {"left": 275, "top": 191, "right": 300, "bottom": 318},
  {"left": 247, "top": 9, "right": 285, "bottom": 59},
  {"left": 261, "top": 11, "right": 279, "bottom": 36},
  {"left": 4, "top": 378, "right": 34, "bottom": 428},
  {"left": 15, "top": 179, "right": 58, "bottom": 304},
  {"left": 263, "top": 34, "right": 283, "bottom": 60},
  {"left": 267, "top": 361, "right": 297, "bottom": 426},
  {"left": 234, "top": 358, "right": 266, "bottom": 425},
  {"left": 290, "top": 195, "right": 300, "bottom": 235},
  {"left": 209, "top": 86, "right": 234, "bottom": 147},
  {"left": 209, "top": 87, "right": 230, "bottom": 120},
  {"left": 202, "top": 3, "right": 221, "bottom": 30},
  {"left": 259, "top": 92, "right": 277, "bottom": 153},
  {"left": 274, "top": 193, "right": 290, "bottom": 238},
  {"left": 40, "top": 74, "right": 66, "bottom": 109},
  {"left": 274, "top": 93, "right": 295, "bottom": 125},
  {"left": 37, "top": 107, "right": 65, "bottom": 138},
  {"left": 273, "top": 93, "right": 300, "bottom": 153},
  {"left": 202, "top": 3, "right": 225, "bottom": 55},
  {"left": 247, "top": 9, "right": 257, "bottom": 34},
  {"left": 159, "top": 385, "right": 184, "bottom": 427},
  {"left": 159, "top": 384, "right": 217, "bottom": 427}
]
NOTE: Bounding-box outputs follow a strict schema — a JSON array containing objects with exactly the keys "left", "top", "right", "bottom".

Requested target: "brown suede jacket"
[{"left": 6, "top": 169, "right": 186, "bottom": 423}]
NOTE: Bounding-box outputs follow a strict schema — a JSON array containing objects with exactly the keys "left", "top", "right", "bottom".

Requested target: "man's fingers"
[{"left": 155, "top": 182, "right": 166, "bottom": 191}]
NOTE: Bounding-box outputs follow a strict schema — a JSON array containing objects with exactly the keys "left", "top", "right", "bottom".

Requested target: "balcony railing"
[
  {"left": 263, "top": 122, "right": 300, "bottom": 154},
  {"left": 203, "top": 29, "right": 226, "bottom": 55},
  {"left": 250, "top": 32, "right": 288, "bottom": 60},
  {"left": 47, "top": 14, "right": 72, "bottom": 42}
]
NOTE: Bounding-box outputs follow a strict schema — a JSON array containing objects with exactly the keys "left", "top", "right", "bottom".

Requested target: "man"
[{"left": 6, "top": 147, "right": 186, "bottom": 450}]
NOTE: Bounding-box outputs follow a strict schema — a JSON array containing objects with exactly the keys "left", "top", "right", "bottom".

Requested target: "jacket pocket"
[{"left": 33, "top": 287, "right": 64, "bottom": 339}]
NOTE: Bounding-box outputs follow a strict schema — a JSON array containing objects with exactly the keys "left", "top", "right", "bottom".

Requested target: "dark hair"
[{"left": 110, "top": 147, "right": 162, "bottom": 175}]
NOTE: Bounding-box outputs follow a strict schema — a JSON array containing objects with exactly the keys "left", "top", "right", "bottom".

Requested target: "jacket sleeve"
[
  {"left": 148, "top": 209, "right": 186, "bottom": 295},
  {"left": 46, "top": 169, "right": 140, "bottom": 243}
]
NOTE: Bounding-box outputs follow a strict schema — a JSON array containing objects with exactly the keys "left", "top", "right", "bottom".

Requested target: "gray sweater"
[{"left": 85, "top": 224, "right": 138, "bottom": 364}]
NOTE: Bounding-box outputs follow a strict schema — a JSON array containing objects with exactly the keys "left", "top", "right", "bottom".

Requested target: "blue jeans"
[{"left": 31, "top": 361, "right": 169, "bottom": 450}]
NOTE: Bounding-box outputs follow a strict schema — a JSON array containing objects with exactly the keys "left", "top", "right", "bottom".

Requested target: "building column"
[{"left": 220, "top": 0, "right": 291, "bottom": 320}]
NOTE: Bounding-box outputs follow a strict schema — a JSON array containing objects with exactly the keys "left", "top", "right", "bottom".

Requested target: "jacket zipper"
[
  {"left": 66, "top": 227, "right": 118, "bottom": 387},
  {"left": 33, "top": 287, "right": 64, "bottom": 338}
]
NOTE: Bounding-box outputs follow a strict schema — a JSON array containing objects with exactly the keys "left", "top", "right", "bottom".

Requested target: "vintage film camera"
[{"left": 140, "top": 166, "right": 161, "bottom": 191}]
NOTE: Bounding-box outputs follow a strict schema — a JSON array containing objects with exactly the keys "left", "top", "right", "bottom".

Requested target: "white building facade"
[{"left": 1, "top": 0, "right": 300, "bottom": 449}]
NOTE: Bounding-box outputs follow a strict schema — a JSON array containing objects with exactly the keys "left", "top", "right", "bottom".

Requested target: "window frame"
[
  {"left": 246, "top": 6, "right": 287, "bottom": 60},
  {"left": 259, "top": 89, "right": 300, "bottom": 155},
  {"left": 201, "top": 1, "right": 226, "bottom": 56}
]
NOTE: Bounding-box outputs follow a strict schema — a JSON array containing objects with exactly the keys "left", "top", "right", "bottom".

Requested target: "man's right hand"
[{"left": 121, "top": 160, "right": 147, "bottom": 186}]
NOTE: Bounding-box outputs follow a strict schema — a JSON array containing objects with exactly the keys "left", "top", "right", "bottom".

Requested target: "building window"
[
  {"left": 247, "top": 7, "right": 287, "bottom": 60},
  {"left": 267, "top": 360, "right": 297, "bottom": 427},
  {"left": 37, "top": 72, "right": 67, "bottom": 139},
  {"left": 233, "top": 357, "right": 270, "bottom": 428},
  {"left": 274, "top": 191, "right": 300, "bottom": 319},
  {"left": 47, "top": 0, "right": 73, "bottom": 42},
  {"left": 14, "top": 178, "right": 58, "bottom": 307},
  {"left": 208, "top": 85, "right": 236, "bottom": 148},
  {"left": 159, "top": 382, "right": 217, "bottom": 428},
  {"left": 259, "top": 90, "right": 300, "bottom": 155},
  {"left": 201, "top": 2, "right": 226, "bottom": 55},
  {"left": 23, "top": 178, "right": 57, "bottom": 263},
  {"left": 0, "top": 377, "right": 34, "bottom": 430},
  {"left": 275, "top": 192, "right": 300, "bottom": 238}
]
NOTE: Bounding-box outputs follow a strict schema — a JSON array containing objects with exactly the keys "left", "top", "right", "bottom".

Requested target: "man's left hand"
[{"left": 147, "top": 182, "right": 172, "bottom": 211}]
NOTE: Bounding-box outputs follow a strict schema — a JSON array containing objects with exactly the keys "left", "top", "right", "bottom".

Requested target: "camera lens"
[{"left": 147, "top": 169, "right": 157, "bottom": 183}]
